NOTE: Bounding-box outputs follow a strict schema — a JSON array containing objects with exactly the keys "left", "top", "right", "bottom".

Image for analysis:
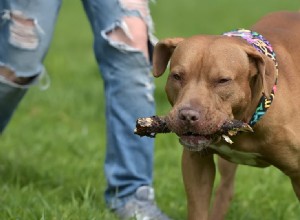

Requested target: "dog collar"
[{"left": 223, "top": 29, "right": 278, "bottom": 127}]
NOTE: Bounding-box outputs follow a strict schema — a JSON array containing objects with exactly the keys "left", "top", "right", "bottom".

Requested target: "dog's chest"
[{"left": 209, "top": 145, "right": 262, "bottom": 166}]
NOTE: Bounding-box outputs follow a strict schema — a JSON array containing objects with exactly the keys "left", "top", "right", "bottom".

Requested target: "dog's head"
[{"left": 153, "top": 35, "right": 276, "bottom": 151}]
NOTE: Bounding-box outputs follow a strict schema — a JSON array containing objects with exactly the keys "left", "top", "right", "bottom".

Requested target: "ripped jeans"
[{"left": 0, "top": 0, "right": 156, "bottom": 209}]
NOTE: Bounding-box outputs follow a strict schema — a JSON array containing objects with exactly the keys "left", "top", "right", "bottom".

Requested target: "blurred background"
[{"left": 0, "top": 0, "right": 299, "bottom": 219}]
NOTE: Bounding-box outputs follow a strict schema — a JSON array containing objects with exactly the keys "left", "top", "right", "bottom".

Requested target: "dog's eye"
[
  {"left": 217, "top": 78, "right": 231, "bottom": 84},
  {"left": 171, "top": 72, "right": 182, "bottom": 81}
]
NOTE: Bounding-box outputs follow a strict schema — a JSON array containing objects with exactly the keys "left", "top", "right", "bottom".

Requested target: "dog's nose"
[{"left": 179, "top": 109, "right": 200, "bottom": 123}]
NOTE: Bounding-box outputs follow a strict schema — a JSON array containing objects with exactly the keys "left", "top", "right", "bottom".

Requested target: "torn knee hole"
[
  {"left": 107, "top": 17, "right": 149, "bottom": 58},
  {"left": 9, "top": 11, "right": 39, "bottom": 50},
  {"left": 11, "top": 11, "right": 34, "bottom": 26},
  {"left": 0, "top": 67, "right": 35, "bottom": 85}
]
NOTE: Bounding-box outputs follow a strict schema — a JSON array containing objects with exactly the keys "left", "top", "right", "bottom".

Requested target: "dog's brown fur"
[{"left": 153, "top": 11, "right": 300, "bottom": 220}]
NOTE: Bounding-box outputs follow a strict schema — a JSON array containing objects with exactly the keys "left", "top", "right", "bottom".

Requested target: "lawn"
[{"left": 0, "top": 0, "right": 299, "bottom": 219}]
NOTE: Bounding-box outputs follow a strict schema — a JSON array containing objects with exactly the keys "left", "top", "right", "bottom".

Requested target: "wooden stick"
[
  {"left": 134, "top": 115, "right": 253, "bottom": 138},
  {"left": 134, "top": 116, "right": 170, "bottom": 137}
]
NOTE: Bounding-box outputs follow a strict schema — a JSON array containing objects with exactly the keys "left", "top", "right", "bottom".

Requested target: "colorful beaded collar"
[{"left": 223, "top": 29, "right": 278, "bottom": 127}]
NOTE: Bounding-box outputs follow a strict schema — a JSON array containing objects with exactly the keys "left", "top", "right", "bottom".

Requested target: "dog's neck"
[{"left": 223, "top": 29, "right": 278, "bottom": 127}]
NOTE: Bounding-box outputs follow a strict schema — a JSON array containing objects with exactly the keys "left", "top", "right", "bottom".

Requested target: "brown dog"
[{"left": 152, "top": 11, "right": 300, "bottom": 220}]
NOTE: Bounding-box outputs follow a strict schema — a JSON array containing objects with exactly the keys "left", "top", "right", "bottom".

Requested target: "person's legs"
[
  {"left": 82, "top": 0, "right": 170, "bottom": 219},
  {"left": 0, "top": 0, "right": 61, "bottom": 132}
]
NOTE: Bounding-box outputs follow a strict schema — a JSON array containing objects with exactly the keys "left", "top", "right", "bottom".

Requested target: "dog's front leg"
[
  {"left": 182, "top": 149, "right": 216, "bottom": 220},
  {"left": 210, "top": 157, "right": 238, "bottom": 220}
]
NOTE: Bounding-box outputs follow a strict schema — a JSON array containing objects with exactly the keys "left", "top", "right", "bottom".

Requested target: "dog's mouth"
[
  {"left": 178, "top": 120, "right": 254, "bottom": 152},
  {"left": 179, "top": 132, "right": 219, "bottom": 152},
  {"left": 134, "top": 116, "right": 253, "bottom": 152}
]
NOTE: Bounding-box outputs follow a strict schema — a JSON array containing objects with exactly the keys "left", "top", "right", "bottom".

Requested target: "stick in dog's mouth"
[{"left": 134, "top": 116, "right": 253, "bottom": 149}]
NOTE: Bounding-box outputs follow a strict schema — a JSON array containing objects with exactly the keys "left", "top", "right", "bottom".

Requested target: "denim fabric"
[
  {"left": 0, "top": 0, "right": 155, "bottom": 210},
  {"left": 0, "top": 0, "right": 61, "bottom": 130},
  {"left": 0, "top": 78, "right": 27, "bottom": 131}
]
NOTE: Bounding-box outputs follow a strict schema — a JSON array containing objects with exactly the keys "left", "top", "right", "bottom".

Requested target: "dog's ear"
[
  {"left": 243, "top": 46, "right": 273, "bottom": 98},
  {"left": 153, "top": 37, "right": 184, "bottom": 77}
]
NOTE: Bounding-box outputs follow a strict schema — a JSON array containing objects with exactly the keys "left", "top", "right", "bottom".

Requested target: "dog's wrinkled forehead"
[{"left": 170, "top": 37, "right": 250, "bottom": 75}]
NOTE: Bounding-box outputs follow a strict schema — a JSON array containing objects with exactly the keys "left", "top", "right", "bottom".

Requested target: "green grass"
[{"left": 1, "top": 0, "right": 300, "bottom": 219}]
